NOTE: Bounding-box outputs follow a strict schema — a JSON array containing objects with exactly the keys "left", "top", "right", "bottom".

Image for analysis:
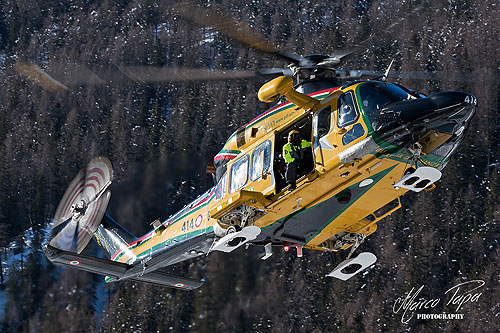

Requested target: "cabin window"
[
  {"left": 317, "top": 106, "right": 332, "bottom": 138},
  {"left": 229, "top": 155, "right": 249, "bottom": 193},
  {"left": 337, "top": 92, "right": 358, "bottom": 128},
  {"left": 342, "top": 123, "right": 365, "bottom": 145},
  {"left": 251, "top": 140, "right": 271, "bottom": 181}
]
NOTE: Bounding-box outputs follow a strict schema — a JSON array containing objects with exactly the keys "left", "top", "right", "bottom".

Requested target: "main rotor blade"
[
  {"left": 340, "top": 69, "right": 498, "bottom": 83},
  {"left": 15, "top": 62, "right": 258, "bottom": 90},
  {"left": 14, "top": 63, "right": 69, "bottom": 92},
  {"left": 258, "top": 67, "right": 294, "bottom": 77},
  {"left": 352, "top": 5, "right": 426, "bottom": 52},
  {"left": 172, "top": 2, "right": 301, "bottom": 64},
  {"left": 118, "top": 66, "right": 257, "bottom": 83},
  {"left": 318, "top": 49, "right": 358, "bottom": 67},
  {"left": 388, "top": 70, "right": 498, "bottom": 83}
]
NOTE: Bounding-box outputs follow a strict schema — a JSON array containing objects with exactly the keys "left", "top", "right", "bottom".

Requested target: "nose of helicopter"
[{"left": 372, "top": 91, "right": 476, "bottom": 147}]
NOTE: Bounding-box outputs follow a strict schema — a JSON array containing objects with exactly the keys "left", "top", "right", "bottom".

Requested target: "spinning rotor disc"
[{"left": 49, "top": 157, "right": 113, "bottom": 253}]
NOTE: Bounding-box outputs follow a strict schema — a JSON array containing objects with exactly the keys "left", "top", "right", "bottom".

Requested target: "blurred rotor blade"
[
  {"left": 172, "top": 2, "right": 276, "bottom": 53},
  {"left": 258, "top": 67, "right": 294, "bottom": 77},
  {"left": 329, "top": 49, "right": 358, "bottom": 60},
  {"left": 47, "top": 61, "right": 107, "bottom": 85},
  {"left": 172, "top": 2, "right": 301, "bottom": 64},
  {"left": 15, "top": 63, "right": 69, "bottom": 92},
  {"left": 333, "top": 69, "right": 383, "bottom": 79},
  {"left": 117, "top": 66, "right": 257, "bottom": 83},
  {"left": 16, "top": 61, "right": 107, "bottom": 90},
  {"left": 277, "top": 52, "right": 304, "bottom": 64},
  {"left": 337, "top": 69, "right": 498, "bottom": 83},
  {"left": 388, "top": 70, "right": 498, "bottom": 83},
  {"left": 317, "top": 49, "right": 358, "bottom": 67},
  {"left": 352, "top": 5, "right": 425, "bottom": 51},
  {"left": 16, "top": 61, "right": 258, "bottom": 90}
]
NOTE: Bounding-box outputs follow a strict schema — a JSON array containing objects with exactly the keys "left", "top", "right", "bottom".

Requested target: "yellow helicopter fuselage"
[{"left": 110, "top": 77, "right": 475, "bottom": 265}]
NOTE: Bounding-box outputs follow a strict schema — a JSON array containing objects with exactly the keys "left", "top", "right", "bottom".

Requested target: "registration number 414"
[{"left": 181, "top": 215, "right": 203, "bottom": 232}]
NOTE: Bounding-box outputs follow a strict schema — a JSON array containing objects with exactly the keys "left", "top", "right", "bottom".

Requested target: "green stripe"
[
  {"left": 381, "top": 149, "right": 448, "bottom": 167},
  {"left": 113, "top": 196, "right": 216, "bottom": 261},
  {"left": 305, "top": 165, "right": 395, "bottom": 243},
  {"left": 260, "top": 166, "right": 395, "bottom": 241},
  {"left": 126, "top": 226, "right": 214, "bottom": 264},
  {"left": 217, "top": 149, "right": 241, "bottom": 155}
]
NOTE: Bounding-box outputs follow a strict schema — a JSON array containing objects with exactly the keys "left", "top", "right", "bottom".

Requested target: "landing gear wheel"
[
  {"left": 404, "top": 167, "right": 416, "bottom": 175},
  {"left": 225, "top": 226, "right": 237, "bottom": 235}
]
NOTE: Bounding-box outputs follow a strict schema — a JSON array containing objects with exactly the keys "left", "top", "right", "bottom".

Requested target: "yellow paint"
[{"left": 114, "top": 81, "right": 445, "bottom": 263}]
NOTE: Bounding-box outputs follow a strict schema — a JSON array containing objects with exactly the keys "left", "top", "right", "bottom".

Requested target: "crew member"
[{"left": 283, "top": 130, "right": 312, "bottom": 191}]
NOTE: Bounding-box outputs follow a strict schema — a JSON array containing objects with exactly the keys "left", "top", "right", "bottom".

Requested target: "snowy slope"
[{"left": 0, "top": 226, "right": 52, "bottom": 314}]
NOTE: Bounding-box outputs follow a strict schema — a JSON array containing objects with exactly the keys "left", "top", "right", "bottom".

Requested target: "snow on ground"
[
  {"left": 1, "top": 226, "right": 52, "bottom": 278},
  {"left": 0, "top": 226, "right": 52, "bottom": 315}
]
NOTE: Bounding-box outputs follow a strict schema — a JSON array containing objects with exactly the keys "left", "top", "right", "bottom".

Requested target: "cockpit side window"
[
  {"left": 214, "top": 172, "right": 227, "bottom": 201},
  {"left": 358, "top": 82, "right": 411, "bottom": 119},
  {"left": 337, "top": 92, "right": 358, "bottom": 128}
]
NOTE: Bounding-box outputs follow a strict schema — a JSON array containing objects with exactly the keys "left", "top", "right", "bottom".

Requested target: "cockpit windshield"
[{"left": 358, "top": 82, "right": 417, "bottom": 120}]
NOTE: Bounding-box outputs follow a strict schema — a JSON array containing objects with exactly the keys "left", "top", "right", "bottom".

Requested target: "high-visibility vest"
[{"left": 283, "top": 140, "right": 312, "bottom": 163}]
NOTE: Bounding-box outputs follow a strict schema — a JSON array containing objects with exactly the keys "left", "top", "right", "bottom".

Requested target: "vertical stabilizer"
[{"left": 93, "top": 213, "right": 137, "bottom": 259}]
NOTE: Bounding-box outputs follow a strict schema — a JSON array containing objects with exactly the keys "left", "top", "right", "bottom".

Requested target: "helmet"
[{"left": 288, "top": 130, "right": 300, "bottom": 143}]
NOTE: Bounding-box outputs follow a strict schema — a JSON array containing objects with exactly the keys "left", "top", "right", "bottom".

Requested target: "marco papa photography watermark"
[{"left": 392, "top": 280, "right": 485, "bottom": 324}]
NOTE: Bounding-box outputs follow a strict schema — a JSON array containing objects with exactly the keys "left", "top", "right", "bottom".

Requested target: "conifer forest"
[{"left": 0, "top": 0, "right": 498, "bottom": 332}]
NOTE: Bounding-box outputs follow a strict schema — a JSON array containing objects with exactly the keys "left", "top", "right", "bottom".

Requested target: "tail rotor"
[{"left": 49, "top": 157, "right": 113, "bottom": 253}]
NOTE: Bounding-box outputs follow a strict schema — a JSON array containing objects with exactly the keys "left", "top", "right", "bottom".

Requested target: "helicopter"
[{"left": 41, "top": 4, "right": 477, "bottom": 289}]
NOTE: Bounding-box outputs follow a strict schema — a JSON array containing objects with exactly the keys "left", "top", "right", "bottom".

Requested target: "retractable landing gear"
[
  {"left": 326, "top": 233, "right": 377, "bottom": 281},
  {"left": 327, "top": 253, "right": 377, "bottom": 281},
  {"left": 210, "top": 225, "right": 261, "bottom": 253},
  {"left": 394, "top": 143, "right": 442, "bottom": 192},
  {"left": 394, "top": 166, "right": 442, "bottom": 192}
]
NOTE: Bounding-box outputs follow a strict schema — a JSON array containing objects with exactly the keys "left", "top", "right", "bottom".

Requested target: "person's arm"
[{"left": 301, "top": 139, "right": 312, "bottom": 148}]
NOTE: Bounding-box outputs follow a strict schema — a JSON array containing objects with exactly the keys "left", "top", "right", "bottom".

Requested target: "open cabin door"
[
  {"left": 313, "top": 105, "right": 336, "bottom": 166},
  {"left": 272, "top": 114, "right": 315, "bottom": 193},
  {"left": 313, "top": 91, "right": 368, "bottom": 166}
]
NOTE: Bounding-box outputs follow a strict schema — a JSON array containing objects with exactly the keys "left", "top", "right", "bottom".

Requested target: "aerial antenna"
[{"left": 381, "top": 59, "right": 395, "bottom": 82}]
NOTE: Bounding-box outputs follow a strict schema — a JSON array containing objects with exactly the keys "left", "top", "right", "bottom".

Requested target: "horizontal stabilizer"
[
  {"left": 44, "top": 244, "right": 129, "bottom": 278},
  {"left": 131, "top": 271, "right": 204, "bottom": 290},
  {"left": 44, "top": 245, "right": 204, "bottom": 290}
]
